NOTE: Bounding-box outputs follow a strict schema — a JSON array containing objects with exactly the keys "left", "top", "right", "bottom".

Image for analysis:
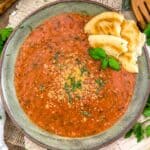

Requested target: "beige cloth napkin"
[{"left": 3, "top": 0, "right": 150, "bottom": 149}]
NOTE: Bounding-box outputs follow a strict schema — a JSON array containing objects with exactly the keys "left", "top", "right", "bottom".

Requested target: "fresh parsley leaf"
[
  {"left": 146, "top": 95, "right": 150, "bottom": 107},
  {"left": 125, "top": 123, "right": 144, "bottom": 142},
  {"left": 89, "top": 47, "right": 106, "bottom": 60},
  {"left": 125, "top": 95, "right": 150, "bottom": 142},
  {"left": 145, "top": 125, "right": 150, "bottom": 137},
  {"left": 144, "top": 23, "right": 150, "bottom": 45},
  {"left": 0, "top": 36, "right": 3, "bottom": 46},
  {"left": 133, "top": 123, "right": 144, "bottom": 142},
  {"left": 0, "top": 35, "right": 4, "bottom": 53},
  {"left": 108, "top": 57, "right": 120, "bottom": 71},
  {"left": 143, "top": 108, "right": 150, "bottom": 117},
  {"left": 0, "top": 28, "right": 13, "bottom": 42},
  {"left": 144, "top": 23, "right": 150, "bottom": 38},
  {"left": 146, "top": 38, "right": 150, "bottom": 46},
  {"left": 125, "top": 129, "right": 133, "bottom": 138},
  {"left": 0, "top": 45, "right": 3, "bottom": 54},
  {"left": 95, "top": 78, "right": 105, "bottom": 88},
  {"left": 101, "top": 57, "right": 109, "bottom": 69},
  {"left": 0, "top": 27, "right": 13, "bottom": 54}
]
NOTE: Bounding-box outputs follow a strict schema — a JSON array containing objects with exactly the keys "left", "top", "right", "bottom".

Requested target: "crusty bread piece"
[
  {"left": 121, "top": 20, "right": 144, "bottom": 53},
  {"left": 84, "top": 11, "right": 146, "bottom": 73},
  {"left": 0, "top": 0, "right": 17, "bottom": 14},
  {"left": 135, "top": 33, "right": 146, "bottom": 56},
  {"left": 88, "top": 35, "right": 128, "bottom": 58},
  {"left": 119, "top": 52, "right": 138, "bottom": 73},
  {"left": 84, "top": 12, "right": 124, "bottom": 36}
]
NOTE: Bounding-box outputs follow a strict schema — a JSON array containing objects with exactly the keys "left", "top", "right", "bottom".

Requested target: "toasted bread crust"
[
  {"left": 121, "top": 20, "right": 140, "bottom": 52},
  {"left": 84, "top": 12, "right": 124, "bottom": 36},
  {"left": 88, "top": 35, "right": 128, "bottom": 58}
]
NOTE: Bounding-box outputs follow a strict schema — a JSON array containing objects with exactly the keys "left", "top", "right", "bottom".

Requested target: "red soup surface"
[{"left": 15, "top": 13, "right": 136, "bottom": 137}]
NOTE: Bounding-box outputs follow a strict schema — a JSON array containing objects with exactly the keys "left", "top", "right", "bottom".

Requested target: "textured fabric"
[
  {"left": 0, "top": 98, "right": 7, "bottom": 150},
  {"left": 8, "top": 0, "right": 122, "bottom": 28},
  {"left": 1, "top": 0, "right": 150, "bottom": 149},
  {"left": 4, "top": 115, "right": 24, "bottom": 147}
]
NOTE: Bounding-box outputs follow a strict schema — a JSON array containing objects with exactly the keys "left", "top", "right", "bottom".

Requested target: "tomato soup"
[{"left": 15, "top": 13, "right": 136, "bottom": 137}]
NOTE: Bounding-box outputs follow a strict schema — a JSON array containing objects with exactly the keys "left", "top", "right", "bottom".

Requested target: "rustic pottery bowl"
[{"left": 1, "top": 0, "right": 150, "bottom": 149}]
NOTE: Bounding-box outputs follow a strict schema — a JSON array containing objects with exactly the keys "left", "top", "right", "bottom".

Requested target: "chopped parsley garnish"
[
  {"left": 64, "top": 76, "right": 82, "bottom": 103},
  {"left": 81, "top": 111, "right": 91, "bottom": 117},
  {"left": 39, "top": 84, "right": 45, "bottom": 92},
  {"left": 53, "top": 51, "right": 60, "bottom": 64},
  {"left": 88, "top": 47, "right": 120, "bottom": 71},
  {"left": 95, "top": 78, "right": 105, "bottom": 88},
  {"left": 80, "top": 65, "right": 89, "bottom": 76},
  {"left": 68, "top": 76, "right": 82, "bottom": 91},
  {"left": 75, "top": 58, "right": 90, "bottom": 76},
  {"left": 95, "top": 78, "right": 105, "bottom": 93}
]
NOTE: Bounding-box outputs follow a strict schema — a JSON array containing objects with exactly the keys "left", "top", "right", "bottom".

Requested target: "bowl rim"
[{"left": 0, "top": 0, "right": 150, "bottom": 149}]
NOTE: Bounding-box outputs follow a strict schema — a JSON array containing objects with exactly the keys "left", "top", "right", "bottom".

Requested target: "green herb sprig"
[
  {"left": 64, "top": 76, "right": 82, "bottom": 103},
  {"left": 125, "top": 95, "right": 150, "bottom": 142},
  {"left": 88, "top": 47, "right": 120, "bottom": 71},
  {"left": 144, "top": 23, "right": 150, "bottom": 46},
  {"left": 0, "top": 27, "right": 13, "bottom": 53}
]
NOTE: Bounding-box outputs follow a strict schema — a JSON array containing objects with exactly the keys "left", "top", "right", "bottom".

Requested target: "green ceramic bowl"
[{"left": 1, "top": 0, "right": 150, "bottom": 149}]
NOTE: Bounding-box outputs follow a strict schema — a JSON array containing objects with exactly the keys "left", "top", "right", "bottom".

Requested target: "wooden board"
[{"left": 0, "top": 0, "right": 18, "bottom": 28}]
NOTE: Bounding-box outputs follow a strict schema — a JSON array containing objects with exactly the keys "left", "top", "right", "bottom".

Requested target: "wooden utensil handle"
[{"left": 0, "top": 0, "right": 17, "bottom": 14}]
